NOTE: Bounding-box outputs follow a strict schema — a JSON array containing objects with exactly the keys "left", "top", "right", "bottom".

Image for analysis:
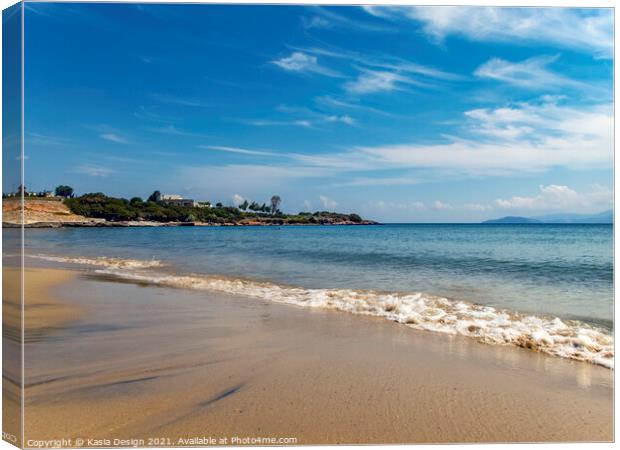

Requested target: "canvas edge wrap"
[{"left": 2, "top": 2, "right": 24, "bottom": 448}]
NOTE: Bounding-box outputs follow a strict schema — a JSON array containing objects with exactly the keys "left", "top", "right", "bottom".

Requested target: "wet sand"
[
  {"left": 4, "top": 267, "right": 84, "bottom": 447},
  {"left": 13, "top": 267, "right": 613, "bottom": 444}
]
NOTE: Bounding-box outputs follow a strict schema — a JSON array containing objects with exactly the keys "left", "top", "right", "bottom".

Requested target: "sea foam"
[
  {"left": 29, "top": 253, "right": 614, "bottom": 369},
  {"left": 29, "top": 254, "right": 164, "bottom": 270}
]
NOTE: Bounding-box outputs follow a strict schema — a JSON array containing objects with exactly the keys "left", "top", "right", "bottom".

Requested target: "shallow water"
[{"left": 9, "top": 223, "right": 614, "bottom": 367}]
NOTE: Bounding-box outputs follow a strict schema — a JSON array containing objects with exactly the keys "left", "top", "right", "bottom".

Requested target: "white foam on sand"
[
  {"left": 30, "top": 253, "right": 614, "bottom": 369},
  {"left": 28, "top": 253, "right": 165, "bottom": 270}
]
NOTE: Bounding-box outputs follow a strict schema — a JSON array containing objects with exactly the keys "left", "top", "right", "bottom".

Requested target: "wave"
[
  {"left": 30, "top": 254, "right": 614, "bottom": 369},
  {"left": 28, "top": 254, "right": 165, "bottom": 270}
]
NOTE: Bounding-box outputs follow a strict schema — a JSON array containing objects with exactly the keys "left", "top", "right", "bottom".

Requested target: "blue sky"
[{"left": 20, "top": 3, "right": 613, "bottom": 222}]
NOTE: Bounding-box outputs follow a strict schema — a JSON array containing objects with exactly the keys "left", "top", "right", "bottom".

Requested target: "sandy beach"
[{"left": 8, "top": 265, "right": 612, "bottom": 445}]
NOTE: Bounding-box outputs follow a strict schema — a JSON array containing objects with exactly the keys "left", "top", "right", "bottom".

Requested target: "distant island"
[
  {"left": 2, "top": 186, "right": 378, "bottom": 228},
  {"left": 483, "top": 210, "right": 613, "bottom": 224}
]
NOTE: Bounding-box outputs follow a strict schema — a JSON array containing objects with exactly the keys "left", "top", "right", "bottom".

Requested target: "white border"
[{"left": 0, "top": 2, "right": 616, "bottom": 450}]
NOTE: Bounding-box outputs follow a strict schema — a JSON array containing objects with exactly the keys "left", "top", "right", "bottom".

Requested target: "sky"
[{"left": 18, "top": 3, "right": 614, "bottom": 222}]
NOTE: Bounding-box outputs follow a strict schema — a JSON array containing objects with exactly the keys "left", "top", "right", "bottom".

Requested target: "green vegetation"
[
  {"left": 63, "top": 192, "right": 373, "bottom": 225},
  {"left": 54, "top": 185, "right": 74, "bottom": 198}
]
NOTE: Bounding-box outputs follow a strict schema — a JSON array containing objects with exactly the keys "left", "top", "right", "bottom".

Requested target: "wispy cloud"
[
  {"left": 238, "top": 103, "right": 357, "bottom": 129},
  {"left": 368, "top": 200, "right": 427, "bottom": 211},
  {"left": 145, "top": 125, "right": 211, "bottom": 138},
  {"left": 335, "top": 176, "right": 418, "bottom": 187},
  {"left": 290, "top": 44, "right": 460, "bottom": 95},
  {"left": 73, "top": 163, "right": 115, "bottom": 177},
  {"left": 474, "top": 55, "right": 585, "bottom": 90},
  {"left": 26, "top": 132, "right": 70, "bottom": 146},
  {"left": 200, "top": 145, "right": 279, "bottom": 157},
  {"left": 178, "top": 164, "right": 336, "bottom": 194},
  {"left": 314, "top": 95, "right": 393, "bottom": 117},
  {"left": 134, "top": 105, "right": 181, "bottom": 124},
  {"left": 325, "top": 114, "right": 356, "bottom": 126},
  {"left": 363, "top": 6, "right": 613, "bottom": 59},
  {"left": 201, "top": 98, "right": 612, "bottom": 184},
  {"left": 344, "top": 68, "right": 421, "bottom": 94},
  {"left": 149, "top": 93, "right": 211, "bottom": 108},
  {"left": 240, "top": 119, "right": 315, "bottom": 128},
  {"left": 301, "top": 15, "right": 330, "bottom": 30},
  {"left": 463, "top": 203, "right": 492, "bottom": 212},
  {"left": 100, "top": 133, "right": 128, "bottom": 144},
  {"left": 306, "top": 6, "right": 394, "bottom": 33},
  {"left": 271, "top": 51, "right": 343, "bottom": 77}
]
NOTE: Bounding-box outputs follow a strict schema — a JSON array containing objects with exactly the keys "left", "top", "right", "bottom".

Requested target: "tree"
[
  {"left": 130, "top": 197, "right": 143, "bottom": 206},
  {"left": 249, "top": 201, "right": 259, "bottom": 211},
  {"left": 239, "top": 200, "right": 249, "bottom": 211},
  {"left": 147, "top": 190, "right": 161, "bottom": 203},
  {"left": 54, "top": 185, "right": 74, "bottom": 198},
  {"left": 215, "top": 202, "right": 223, "bottom": 208},
  {"left": 270, "top": 196, "right": 281, "bottom": 215},
  {"left": 349, "top": 213, "right": 362, "bottom": 223}
]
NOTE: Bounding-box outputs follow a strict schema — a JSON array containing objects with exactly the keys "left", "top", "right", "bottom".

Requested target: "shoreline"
[
  {"left": 3, "top": 220, "right": 380, "bottom": 228},
  {"left": 2, "top": 198, "right": 379, "bottom": 228},
  {"left": 23, "top": 253, "right": 615, "bottom": 369},
  {"left": 14, "top": 266, "right": 614, "bottom": 443}
]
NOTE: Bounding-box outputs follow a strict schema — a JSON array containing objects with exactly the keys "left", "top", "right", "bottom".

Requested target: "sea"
[{"left": 7, "top": 223, "right": 614, "bottom": 368}]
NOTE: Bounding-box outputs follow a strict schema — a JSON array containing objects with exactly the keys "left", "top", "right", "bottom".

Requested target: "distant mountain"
[
  {"left": 483, "top": 216, "right": 541, "bottom": 224},
  {"left": 483, "top": 210, "right": 613, "bottom": 224},
  {"left": 531, "top": 210, "right": 613, "bottom": 224}
]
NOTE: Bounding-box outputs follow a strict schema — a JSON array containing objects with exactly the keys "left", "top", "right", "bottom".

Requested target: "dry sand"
[{"left": 7, "top": 267, "right": 614, "bottom": 445}]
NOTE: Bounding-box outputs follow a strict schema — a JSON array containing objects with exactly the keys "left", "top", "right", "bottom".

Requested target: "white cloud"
[
  {"left": 495, "top": 184, "right": 612, "bottom": 212},
  {"left": 462, "top": 100, "right": 612, "bottom": 147},
  {"left": 463, "top": 203, "right": 492, "bottom": 212},
  {"left": 334, "top": 176, "right": 418, "bottom": 187},
  {"left": 294, "top": 120, "right": 313, "bottom": 128},
  {"left": 73, "top": 163, "right": 115, "bottom": 177},
  {"left": 146, "top": 125, "right": 211, "bottom": 138},
  {"left": 319, "top": 195, "right": 338, "bottom": 210},
  {"left": 306, "top": 6, "right": 393, "bottom": 33},
  {"left": 474, "top": 55, "right": 585, "bottom": 90},
  {"left": 433, "top": 200, "right": 452, "bottom": 210},
  {"left": 315, "top": 95, "right": 391, "bottom": 116},
  {"left": 370, "top": 200, "right": 426, "bottom": 211},
  {"left": 232, "top": 194, "right": 245, "bottom": 205},
  {"left": 343, "top": 99, "right": 611, "bottom": 176},
  {"left": 301, "top": 16, "right": 330, "bottom": 29},
  {"left": 201, "top": 145, "right": 278, "bottom": 157},
  {"left": 344, "top": 69, "right": 422, "bottom": 94},
  {"left": 192, "top": 99, "right": 612, "bottom": 187},
  {"left": 271, "top": 52, "right": 342, "bottom": 77},
  {"left": 286, "top": 45, "right": 459, "bottom": 96},
  {"left": 241, "top": 106, "right": 356, "bottom": 129},
  {"left": 100, "top": 133, "right": 128, "bottom": 144},
  {"left": 178, "top": 164, "right": 335, "bottom": 194},
  {"left": 326, "top": 115, "right": 356, "bottom": 126},
  {"left": 242, "top": 119, "right": 316, "bottom": 128},
  {"left": 364, "top": 6, "right": 613, "bottom": 59},
  {"left": 303, "top": 200, "right": 312, "bottom": 210}
]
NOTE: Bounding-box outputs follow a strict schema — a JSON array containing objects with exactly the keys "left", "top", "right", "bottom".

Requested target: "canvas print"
[{"left": 2, "top": 2, "right": 614, "bottom": 447}]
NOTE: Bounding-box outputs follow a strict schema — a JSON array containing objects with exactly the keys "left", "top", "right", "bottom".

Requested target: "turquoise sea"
[{"left": 9, "top": 223, "right": 614, "bottom": 367}]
